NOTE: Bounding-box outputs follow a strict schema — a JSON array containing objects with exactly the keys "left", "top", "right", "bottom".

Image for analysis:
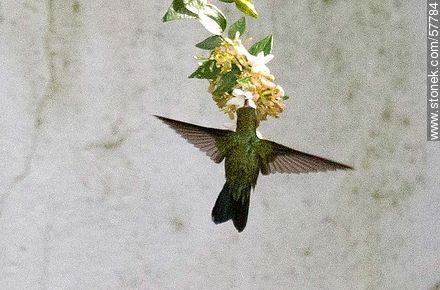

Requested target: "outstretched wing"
[
  {"left": 259, "top": 140, "right": 353, "bottom": 175},
  {"left": 154, "top": 115, "right": 232, "bottom": 163}
]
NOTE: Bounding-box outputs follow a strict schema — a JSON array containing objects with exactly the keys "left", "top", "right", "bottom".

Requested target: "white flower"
[
  {"left": 275, "top": 85, "right": 285, "bottom": 98},
  {"left": 229, "top": 39, "right": 274, "bottom": 75},
  {"left": 226, "top": 96, "right": 245, "bottom": 108},
  {"left": 234, "top": 42, "right": 250, "bottom": 57},
  {"left": 247, "top": 51, "right": 274, "bottom": 74},
  {"left": 260, "top": 77, "right": 277, "bottom": 89},
  {"left": 226, "top": 88, "right": 256, "bottom": 109}
]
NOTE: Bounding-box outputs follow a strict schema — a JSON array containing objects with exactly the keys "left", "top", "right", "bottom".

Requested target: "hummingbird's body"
[
  {"left": 212, "top": 108, "right": 260, "bottom": 231},
  {"left": 155, "top": 107, "right": 352, "bottom": 232}
]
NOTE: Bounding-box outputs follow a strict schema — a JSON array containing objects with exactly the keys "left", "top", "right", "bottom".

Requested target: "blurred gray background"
[{"left": 0, "top": 0, "right": 439, "bottom": 289}]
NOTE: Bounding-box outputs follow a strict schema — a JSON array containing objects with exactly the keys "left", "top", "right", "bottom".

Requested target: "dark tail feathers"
[{"left": 211, "top": 183, "right": 250, "bottom": 232}]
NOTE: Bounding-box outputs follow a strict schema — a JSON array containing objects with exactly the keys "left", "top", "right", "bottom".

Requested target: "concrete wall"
[{"left": 0, "top": 0, "right": 438, "bottom": 289}]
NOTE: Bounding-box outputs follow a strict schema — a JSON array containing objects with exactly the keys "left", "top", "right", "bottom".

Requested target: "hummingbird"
[{"left": 155, "top": 106, "right": 352, "bottom": 232}]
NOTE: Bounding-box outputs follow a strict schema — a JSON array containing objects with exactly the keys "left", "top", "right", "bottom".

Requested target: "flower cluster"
[
  {"left": 163, "top": 1, "right": 288, "bottom": 121},
  {"left": 205, "top": 35, "right": 287, "bottom": 121}
]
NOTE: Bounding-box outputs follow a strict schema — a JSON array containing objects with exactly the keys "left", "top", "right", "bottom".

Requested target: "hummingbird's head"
[{"left": 236, "top": 106, "right": 258, "bottom": 133}]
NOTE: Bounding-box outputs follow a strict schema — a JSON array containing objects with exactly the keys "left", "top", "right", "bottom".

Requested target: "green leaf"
[
  {"left": 162, "top": 0, "right": 199, "bottom": 22},
  {"left": 189, "top": 60, "right": 220, "bottom": 79},
  {"left": 228, "top": 17, "right": 246, "bottom": 39},
  {"left": 163, "top": 1, "right": 227, "bottom": 35},
  {"left": 281, "top": 95, "right": 289, "bottom": 100},
  {"left": 213, "top": 66, "right": 240, "bottom": 95},
  {"left": 162, "top": 0, "right": 208, "bottom": 22},
  {"left": 218, "top": 0, "right": 234, "bottom": 3},
  {"left": 248, "top": 35, "right": 273, "bottom": 56},
  {"left": 184, "top": 0, "right": 208, "bottom": 14},
  {"left": 235, "top": 0, "right": 258, "bottom": 18},
  {"left": 195, "top": 35, "right": 223, "bottom": 50},
  {"left": 237, "top": 76, "right": 251, "bottom": 86},
  {"left": 198, "top": 4, "right": 227, "bottom": 35},
  {"left": 237, "top": 76, "right": 253, "bottom": 91}
]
